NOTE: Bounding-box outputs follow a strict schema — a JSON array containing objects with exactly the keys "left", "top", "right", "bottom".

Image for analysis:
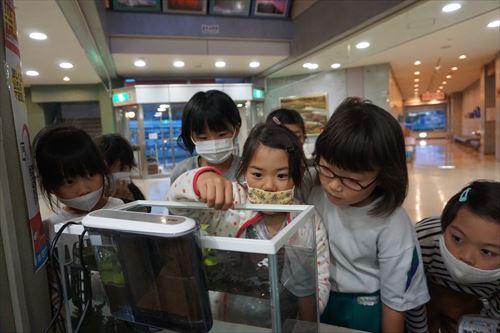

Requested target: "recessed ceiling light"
[
  {"left": 356, "top": 41, "right": 370, "bottom": 49},
  {"left": 446, "top": 75, "right": 452, "bottom": 79},
  {"left": 414, "top": 60, "right": 421, "bottom": 65},
  {"left": 134, "top": 59, "right": 146, "bottom": 67},
  {"left": 159, "top": 104, "right": 169, "bottom": 109},
  {"left": 302, "top": 63, "right": 318, "bottom": 70},
  {"left": 442, "top": 3, "right": 461, "bottom": 13},
  {"left": 59, "top": 62, "right": 73, "bottom": 69},
  {"left": 249, "top": 61, "right": 260, "bottom": 68},
  {"left": 414, "top": 71, "right": 420, "bottom": 75},
  {"left": 442, "top": 81, "right": 447, "bottom": 84},
  {"left": 414, "top": 78, "right": 419, "bottom": 82},
  {"left": 414, "top": 84, "right": 419, "bottom": 87},
  {"left": 215, "top": 61, "right": 226, "bottom": 68},
  {"left": 63, "top": 76, "right": 70, "bottom": 81},
  {"left": 25, "top": 70, "right": 39, "bottom": 77},
  {"left": 331, "top": 63, "right": 341, "bottom": 69},
  {"left": 29, "top": 32, "right": 47, "bottom": 40},
  {"left": 173, "top": 61, "right": 185, "bottom": 68},
  {"left": 436, "top": 89, "right": 441, "bottom": 92},
  {"left": 414, "top": 88, "right": 419, "bottom": 92},
  {"left": 487, "top": 19, "right": 500, "bottom": 28},
  {"left": 459, "top": 54, "right": 467, "bottom": 59},
  {"left": 237, "top": 103, "right": 243, "bottom": 108},
  {"left": 451, "top": 66, "right": 458, "bottom": 71},
  {"left": 439, "top": 86, "right": 444, "bottom": 89}
]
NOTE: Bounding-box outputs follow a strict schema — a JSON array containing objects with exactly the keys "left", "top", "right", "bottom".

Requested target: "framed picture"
[
  {"left": 253, "top": 0, "right": 291, "bottom": 18},
  {"left": 209, "top": 0, "right": 251, "bottom": 16},
  {"left": 163, "top": 0, "right": 207, "bottom": 14},
  {"left": 112, "top": 0, "right": 162, "bottom": 12},
  {"left": 280, "top": 94, "right": 328, "bottom": 136}
]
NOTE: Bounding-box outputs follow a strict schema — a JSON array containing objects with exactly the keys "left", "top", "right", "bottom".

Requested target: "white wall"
[
  {"left": 462, "top": 80, "right": 481, "bottom": 135},
  {"left": 264, "top": 63, "right": 392, "bottom": 117}
]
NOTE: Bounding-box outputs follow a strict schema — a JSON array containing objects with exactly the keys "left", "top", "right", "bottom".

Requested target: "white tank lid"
[{"left": 82, "top": 209, "right": 197, "bottom": 238}]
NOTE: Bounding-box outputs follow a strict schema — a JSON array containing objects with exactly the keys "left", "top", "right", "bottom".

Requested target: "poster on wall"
[
  {"left": 163, "top": 0, "right": 207, "bottom": 14},
  {"left": 280, "top": 94, "right": 328, "bottom": 136},
  {"left": 209, "top": 0, "right": 251, "bottom": 16},
  {"left": 253, "top": 0, "right": 291, "bottom": 18},
  {"left": 3, "top": 0, "right": 48, "bottom": 271}
]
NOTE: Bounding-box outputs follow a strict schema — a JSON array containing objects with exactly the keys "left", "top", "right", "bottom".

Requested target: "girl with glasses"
[
  {"left": 171, "top": 90, "right": 242, "bottom": 184},
  {"left": 309, "top": 97, "right": 429, "bottom": 333}
]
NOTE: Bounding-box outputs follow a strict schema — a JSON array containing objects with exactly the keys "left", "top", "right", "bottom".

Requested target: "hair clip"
[
  {"left": 458, "top": 187, "right": 471, "bottom": 203},
  {"left": 272, "top": 116, "right": 282, "bottom": 125}
]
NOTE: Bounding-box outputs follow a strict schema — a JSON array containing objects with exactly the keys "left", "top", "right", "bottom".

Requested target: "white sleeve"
[{"left": 377, "top": 217, "right": 430, "bottom": 312}]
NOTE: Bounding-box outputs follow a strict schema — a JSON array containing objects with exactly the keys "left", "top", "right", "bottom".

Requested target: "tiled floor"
[
  {"left": 39, "top": 140, "right": 500, "bottom": 224},
  {"left": 404, "top": 139, "right": 500, "bottom": 223}
]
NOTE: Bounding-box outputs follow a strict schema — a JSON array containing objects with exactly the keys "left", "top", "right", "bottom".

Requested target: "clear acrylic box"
[{"left": 82, "top": 200, "right": 320, "bottom": 333}]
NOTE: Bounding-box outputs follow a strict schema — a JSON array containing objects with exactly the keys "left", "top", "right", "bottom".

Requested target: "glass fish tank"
[{"left": 82, "top": 200, "right": 320, "bottom": 333}]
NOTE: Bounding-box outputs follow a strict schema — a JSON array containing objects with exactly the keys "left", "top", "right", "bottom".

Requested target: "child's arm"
[
  {"left": 195, "top": 167, "right": 234, "bottom": 210},
  {"left": 167, "top": 167, "right": 243, "bottom": 236},
  {"left": 382, "top": 304, "right": 405, "bottom": 333},
  {"left": 315, "top": 218, "right": 331, "bottom": 313}
]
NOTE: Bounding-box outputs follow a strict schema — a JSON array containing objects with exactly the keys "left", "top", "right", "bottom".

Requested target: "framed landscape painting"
[
  {"left": 112, "top": 0, "right": 162, "bottom": 12},
  {"left": 280, "top": 94, "right": 328, "bottom": 136}
]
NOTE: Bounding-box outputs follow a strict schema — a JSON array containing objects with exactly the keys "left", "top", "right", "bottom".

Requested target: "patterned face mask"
[{"left": 247, "top": 186, "right": 295, "bottom": 205}]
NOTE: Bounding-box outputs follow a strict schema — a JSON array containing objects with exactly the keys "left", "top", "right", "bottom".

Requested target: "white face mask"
[
  {"left": 193, "top": 136, "right": 234, "bottom": 164},
  {"left": 112, "top": 171, "right": 131, "bottom": 184},
  {"left": 59, "top": 186, "right": 103, "bottom": 212},
  {"left": 439, "top": 235, "right": 500, "bottom": 284}
]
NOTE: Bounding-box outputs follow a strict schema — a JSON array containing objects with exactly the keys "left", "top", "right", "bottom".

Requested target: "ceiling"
[{"left": 14, "top": 0, "right": 500, "bottom": 101}]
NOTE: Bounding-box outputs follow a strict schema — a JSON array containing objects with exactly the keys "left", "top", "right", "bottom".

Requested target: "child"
[
  {"left": 170, "top": 89, "right": 241, "bottom": 183},
  {"left": 34, "top": 126, "right": 124, "bottom": 238},
  {"left": 406, "top": 180, "right": 500, "bottom": 333},
  {"left": 168, "top": 123, "right": 330, "bottom": 327},
  {"left": 266, "top": 108, "right": 306, "bottom": 145},
  {"left": 95, "top": 133, "right": 146, "bottom": 203},
  {"left": 308, "top": 97, "right": 429, "bottom": 333}
]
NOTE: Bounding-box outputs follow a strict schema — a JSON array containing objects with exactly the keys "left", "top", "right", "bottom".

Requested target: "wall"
[
  {"left": 26, "top": 84, "right": 115, "bottom": 136},
  {"left": 24, "top": 89, "right": 45, "bottom": 138},
  {"left": 264, "top": 63, "right": 392, "bottom": 116},
  {"left": 388, "top": 69, "right": 404, "bottom": 118},
  {"left": 461, "top": 80, "right": 481, "bottom": 135}
]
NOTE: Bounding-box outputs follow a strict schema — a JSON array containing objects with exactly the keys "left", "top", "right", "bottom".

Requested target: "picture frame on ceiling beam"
[
  {"left": 252, "top": 0, "right": 291, "bottom": 18},
  {"left": 209, "top": 0, "right": 251, "bottom": 17},
  {"left": 163, "top": 0, "right": 207, "bottom": 15},
  {"left": 112, "top": 0, "right": 162, "bottom": 12}
]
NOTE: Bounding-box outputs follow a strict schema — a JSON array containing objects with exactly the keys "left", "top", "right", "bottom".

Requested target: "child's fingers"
[
  {"left": 222, "top": 179, "right": 234, "bottom": 210},
  {"left": 204, "top": 180, "right": 217, "bottom": 208}
]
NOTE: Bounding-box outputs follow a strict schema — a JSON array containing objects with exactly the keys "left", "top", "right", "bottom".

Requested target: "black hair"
[
  {"left": 177, "top": 90, "right": 241, "bottom": 154},
  {"left": 236, "top": 123, "right": 308, "bottom": 188},
  {"left": 95, "top": 134, "right": 136, "bottom": 168},
  {"left": 265, "top": 108, "right": 306, "bottom": 136},
  {"left": 441, "top": 180, "right": 500, "bottom": 231},
  {"left": 314, "top": 97, "right": 408, "bottom": 217},
  {"left": 33, "top": 126, "right": 111, "bottom": 209}
]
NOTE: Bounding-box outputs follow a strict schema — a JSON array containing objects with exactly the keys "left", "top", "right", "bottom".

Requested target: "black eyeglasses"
[{"left": 315, "top": 163, "right": 377, "bottom": 191}]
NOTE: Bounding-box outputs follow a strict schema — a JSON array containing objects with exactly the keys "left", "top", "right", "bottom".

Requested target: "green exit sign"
[
  {"left": 112, "top": 92, "right": 130, "bottom": 104},
  {"left": 253, "top": 88, "right": 264, "bottom": 99}
]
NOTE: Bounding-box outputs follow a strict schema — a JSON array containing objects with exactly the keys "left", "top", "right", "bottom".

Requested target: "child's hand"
[{"left": 196, "top": 172, "right": 234, "bottom": 210}]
